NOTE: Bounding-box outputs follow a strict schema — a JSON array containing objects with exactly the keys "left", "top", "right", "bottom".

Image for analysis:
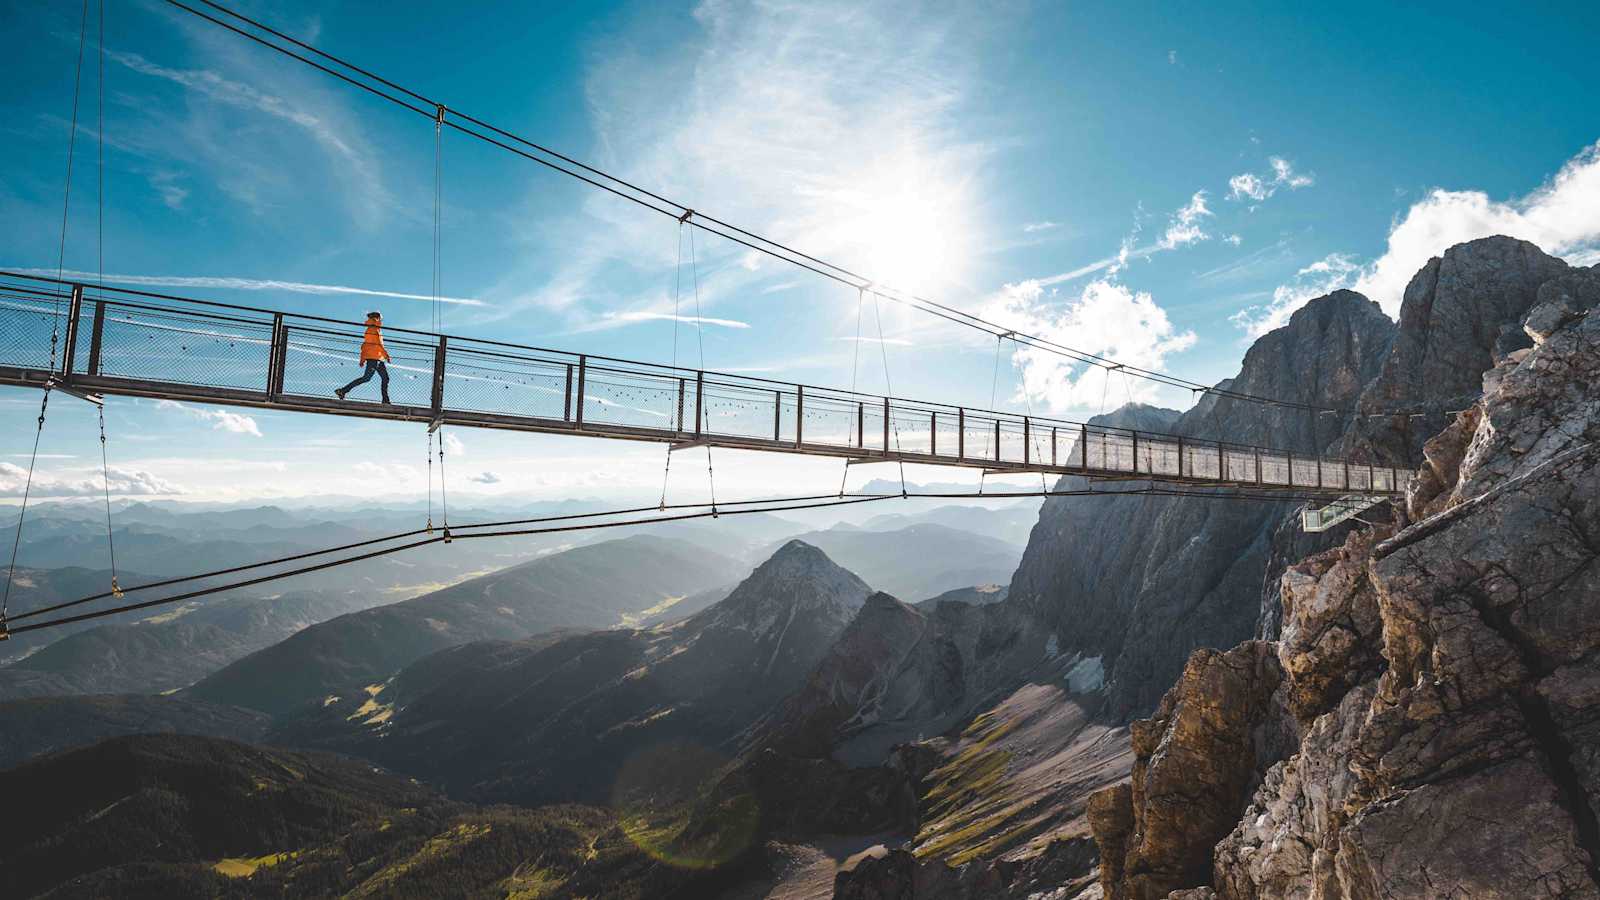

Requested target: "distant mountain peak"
[{"left": 694, "top": 540, "right": 871, "bottom": 637}]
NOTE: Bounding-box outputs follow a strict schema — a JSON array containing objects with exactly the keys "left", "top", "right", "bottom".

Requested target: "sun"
[{"left": 843, "top": 151, "right": 973, "bottom": 295}]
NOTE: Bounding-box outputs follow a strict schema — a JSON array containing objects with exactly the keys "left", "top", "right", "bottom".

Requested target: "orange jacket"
[{"left": 359, "top": 322, "right": 390, "bottom": 362}]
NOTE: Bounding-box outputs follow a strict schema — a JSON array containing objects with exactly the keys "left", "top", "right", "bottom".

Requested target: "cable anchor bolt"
[
  {"left": 434, "top": 103, "right": 447, "bottom": 127},
  {"left": 442, "top": 527, "right": 453, "bottom": 544},
  {"left": 111, "top": 577, "right": 123, "bottom": 599},
  {"left": 677, "top": 208, "right": 695, "bottom": 224},
  {"left": 0, "top": 617, "right": 8, "bottom": 642}
]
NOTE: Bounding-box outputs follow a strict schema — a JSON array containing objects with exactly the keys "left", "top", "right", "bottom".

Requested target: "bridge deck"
[{"left": 0, "top": 272, "right": 1404, "bottom": 496}]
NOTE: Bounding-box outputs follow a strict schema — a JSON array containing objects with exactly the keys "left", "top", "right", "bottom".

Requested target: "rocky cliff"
[
  {"left": 1090, "top": 257, "right": 1600, "bottom": 898},
  {"left": 1007, "top": 289, "right": 1395, "bottom": 719}
]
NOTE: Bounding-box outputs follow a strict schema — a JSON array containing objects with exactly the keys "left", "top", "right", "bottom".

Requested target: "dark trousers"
[{"left": 340, "top": 360, "right": 390, "bottom": 401}]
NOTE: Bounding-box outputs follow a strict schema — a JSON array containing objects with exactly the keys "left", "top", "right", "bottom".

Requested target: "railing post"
[
  {"left": 60, "top": 284, "right": 84, "bottom": 377},
  {"left": 1080, "top": 424, "right": 1088, "bottom": 473},
  {"left": 795, "top": 386, "right": 803, "bottom": 447},
  {"left": 993, "top": 419, "right": 1001, "bottom": 463},
  {"left": 930, "top": 411, "right": 937, "bottom": 456},
  {"left": 85, "top": 298, "right": 107, "bottom": 377},
  {"left": 1255, "top": 448, "right": 1262, "bottom": 484},
  {"left": 1217, "top": 441, "right": 1225, "bottom": 483},
  {"left": 676, "top": 377, "right": 685, "bottom": 432},
  {"left": 1023, "top": 416, "right": 1031, "bottom": 466},
  {"left": 1131, "top": 429, "right": 1139, "bottom": 474},
  {"left": 564, "top": 364, "right": 574, "bottom": 422},
  {"left": 1051, "top": 426, "right": 1057, "bottom": 466},
  {"left": 957, "top": 408, "right": 964, "bottom": 459},
  {"left": 694, "top": 369, "right": 702, "bottom": 435},
  {"left": 774, "top": 390, "right": 782, "bottom": 441},
  {"left": 1177, "top": 436, "right": 1185, "bottom": 478},
  {"left": 1286, "top": 449, "right": 1295, "bottom": 487},
  {"left": 857, "top": 401, "right": 864, "bottom": 448},
  {"left": 430, "top": 337, "right": 448, "bottom": 414},
  {"left": 576, "top": 355, "right": 588, "bottom": 427}
]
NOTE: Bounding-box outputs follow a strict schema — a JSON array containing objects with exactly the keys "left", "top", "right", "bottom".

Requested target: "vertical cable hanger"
[
  {"left": 1011, "top": 337, "right": 1049, "bottom": 495},
  {"left": 686, "top": 220, "right": 716, "bottom": 515},
  {"left": 838, "top": 285, "right": 866, "bottom": 497},
  {"left": 96, "top": 0, "right": 119, "bottom": 597},
  {"left": 980, "top": 333, "right": 1005, "bottom": 495},
  {"left": 659, "top": 220, "right": 686, "bottom": 509},
  {"left": 870, "top": 291, "right": 907, "bottom": 498}
]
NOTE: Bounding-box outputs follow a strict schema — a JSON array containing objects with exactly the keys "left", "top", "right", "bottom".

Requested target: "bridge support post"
[
  {"left": 957, "top": 408, "right": 964, "bottom": 460},
  {"left": 86, "top": 298, "right": 107, "bottom": 377},
  {"left": 1177, "top": 436, "right": 1185, "bottom": 478},
  {"left": 1023, "top": 416, "right": 1030, "bottom": 466},
  {"left": 1131, "top": 429, "right": 1139, "bottom": 475},
  {"left": 1218, "top": 441, "right": 1225, "bottom": 483},
  {"left": 431, "top": 337, "right": 448, "bottom": 414},
  {"left": 795, "top": 386, "right": 803, "bottom": 447},
  {"left": 857, "top": 402, "right": 864, "bottom": 449},
  {"left": 774, "top": 390, "right": 782, "bottom": 441},
  {"left": 930, "top": 411, "right": 936, "bottom": 456},
  {"left": 1051, "top": 426, "right": 1057, "bottom": 466},
  {"left": 883, "top": 398, "right": 890, "bottom": 455},
  {"left": 266, "top": 314, "right": 286, "bottom": 399},
  {"left": 1080, "top": 424, "right": 1088, "bottom": 473},
  {"left": 693, "top": 369, "right": 702, "bottom": 435},
  {"left": 60, "top": 284, "right": 84, "bottom": 378},
  {"left": 993, "top": 419, "right": 1000, "bottom": 463}
]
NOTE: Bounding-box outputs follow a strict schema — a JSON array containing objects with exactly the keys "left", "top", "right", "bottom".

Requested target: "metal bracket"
[
  {"left": 677, "top": 208, "right": 694, "bottom": 224},
  {"left": 427, "top": 414, "right": 445, "bottom": 434},
  {"left": 45, "top": 378, "right": 103, "bottom": 406},
  {"left": 845, "top": 457, "right": 897, "bottom": 466},
  {"left": 670, "top": 437, "right": 710, "bottom": 452}
]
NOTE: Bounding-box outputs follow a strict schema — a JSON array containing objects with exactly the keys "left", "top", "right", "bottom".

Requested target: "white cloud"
[
  {"left": 155, "top": 400, "right": 262, "bottom": 437},
  {"left": 1023, "top": 221, "right": 1061, "bottom": 233},
  {"left": 981, "top": 278, "right": 1196, "bottom": 413},
  {"left": 1227, "top": 156, "right": 1315, "bottom": 203},
  {"left": 7, "top": 269, "right": 486, "bottom": 307},
  {"left": 1236, "top": 140, "right": 1600, "bottom": 334},
  {"left": 468, "top": 471, "right": 501, "bottom": 485},
  {"left": 442, "top": 433, "right": 465, "bottom": 457},
  {"left": 1227, "top": 173, "right": 1269, "bottom": 202},
  {"left": 1167, "top": 49, "right": 1179, "bottom": 65},
  {"left": 0, "top": 461, "right": 182, "bottom": 497},
  {"left": 1158, "top": 191, "right": 1212, "bottom": 249},
  {"left": 1223, "top": 234, "right": 1242, "bottom": 246}
]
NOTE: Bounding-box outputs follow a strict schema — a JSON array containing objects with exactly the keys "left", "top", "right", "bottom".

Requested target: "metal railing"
[{"left": 0, "top": 272, "right": 1405, "bottom": 495}]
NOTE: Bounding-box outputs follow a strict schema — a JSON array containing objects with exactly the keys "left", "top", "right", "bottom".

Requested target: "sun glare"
[{"left": 843, "top": 152, "right": 973, "bottom": 294}]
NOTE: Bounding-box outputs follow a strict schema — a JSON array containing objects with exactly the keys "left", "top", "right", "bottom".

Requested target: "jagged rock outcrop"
[
  {"left": 1091, "top": 643, "right": 1286, "bottom": 899},
  {"left": 1008, "top": 290, "right": 1395, "bottom": 719},
  {"left": 1345, "top": 235, "right": 1571, "bottom": 466},
  {"left": 1091, "top": 256, "right": 1600, "bottom": 898}
]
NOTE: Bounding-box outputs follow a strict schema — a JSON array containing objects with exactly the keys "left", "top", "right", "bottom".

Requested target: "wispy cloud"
[
  {"left": 106, "top": 47, "right": 388, "bottom": 224},
  {"left": 468, "top": 471, "right": 501, "bottom": 485},
  {"left": 592, "top": 311, "right": 751, "bottom": 330},
  {"left": 0, "top": 461, "right": 182, "bottom": 497},
  {"left": 1158, "top": 191, "right": 1212, "bottom": 249},
  {"left": 1022, "top": 220, "right": 1061, "bottom": 233},
  {"left": 1227, "top": 156, "right": 1315, "bottom": 203},
  {"left": 1235, "top": 139, "right": 1600, "bottom": 334},
  {"left": 6, "top": 269, "right": 487, "bottom": 307},
  {"left": 155, "top": 399, "right": 262, "bottom": 437},
  {"left": 837, "top": 335, "right": 912, "bottom": 346}
]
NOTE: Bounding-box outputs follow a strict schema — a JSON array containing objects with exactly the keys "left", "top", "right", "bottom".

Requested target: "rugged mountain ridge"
[
  {"left": 269, "top": 539, "right": 871, "bottom": 807},
  {"left": 188, "top": 534, "right": 741, "bottom": 715},
  {"left": 1090, "top": 256, "right": 1600, "bottom": 897}
]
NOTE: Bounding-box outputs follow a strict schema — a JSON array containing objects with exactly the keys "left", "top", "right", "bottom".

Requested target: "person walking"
[{"left": 336, "top": 311, "right": 392, "bottom": 403}]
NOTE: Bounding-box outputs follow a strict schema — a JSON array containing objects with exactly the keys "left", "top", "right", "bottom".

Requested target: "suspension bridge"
[{"left": 0, "top": 272, "right": 1404, "bottom": 497}]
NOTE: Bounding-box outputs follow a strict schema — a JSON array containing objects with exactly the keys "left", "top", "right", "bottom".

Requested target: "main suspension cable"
[
  {"left": 50, "top": 0, "right": 92, "bottom": 371},
  {"left": 153, "top": 0, "right": 1359, "bottom": 416}
]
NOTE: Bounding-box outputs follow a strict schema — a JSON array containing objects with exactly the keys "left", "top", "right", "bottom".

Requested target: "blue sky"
[{"left": 3, "top": 0, "right": 1597, "bottom": 505}]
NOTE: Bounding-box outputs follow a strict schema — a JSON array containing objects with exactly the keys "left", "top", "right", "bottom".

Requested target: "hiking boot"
[
  {"left": 381, "top": 395, "right": 392, "bottom": 405},
  {"left": 335, "top": 388, "right": 347, "bottom": 400}
]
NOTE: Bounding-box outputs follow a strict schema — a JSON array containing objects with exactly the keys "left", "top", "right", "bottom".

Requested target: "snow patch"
[{"left": 1065, "top": 655, "right": 1104, "bottom": 693}]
